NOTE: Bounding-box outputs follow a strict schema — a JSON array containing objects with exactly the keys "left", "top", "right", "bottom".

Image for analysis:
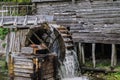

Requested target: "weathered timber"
[
  {"left": 92, "top": 43, "right": 96, "bottom": 68},
  {"left": 0, "top": 15, "right": 53, "bottom": 27},
  {"left": 10, "top": 53, "right": 57, "bottom": 80},
  {"left": 72, "top": 32, "right": 120, "bottom": 44},
  {"left": 78, "top": 43, "right": 82, "bottom": 64},
  {"left": 32, "top": 0, "right": 63, "bottom": 2},
  {"left": 91, "top": 1, "right": 120, "bottom": 8},
  {"left": 81, "top": 66, "right": 120, "bottom": 73},
  {"left": 14, "top": 77, "right": 31, "bottom": 80},
  {"left": 111, "top": 44, "right": 117, "bottom": 67},
  {"left": 81, "top": 43, "right": 85, "bottom": 64},
  {"left": 21, "top": 47, "right": 34, "bottom": 54}
]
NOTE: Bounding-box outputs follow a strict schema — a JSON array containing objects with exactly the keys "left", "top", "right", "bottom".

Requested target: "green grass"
[
  {"left": 84, "top": 59, "right": 120, "bottom": 80},
  {"left": 0, "top": 57, "right": 8, "bottom": 80},
  {"left": 104, "top": 72, "right": 120, "bottom": 80}
]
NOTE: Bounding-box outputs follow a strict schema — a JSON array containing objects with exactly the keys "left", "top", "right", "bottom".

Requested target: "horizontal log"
[
  {"left": 77, "top": 10, "right": 120, "bottom": 15},
  {"left": 81, "top": 67, "right": 118, "bottom": 73},
  {"left": 92, "top": 1, "right": 120, "bottom": 8},
  {"left": 77, "top": 17, "right": 120, "bottom": 24},
  {"left": 14, "top": 60, "right": 33, "bottom": 66},
  {"left": 14, "top": 58, "right": 33, "bottom": 63},
  {"left": 77, "top": 8, "right": 120, "bottom": 13},
  {"left": 14, "top": 64, "right": 33, "bottom": 69},
  {"left": 14, "top": 72, "right": 31, "bottom": 77},
  {"left": 14, "top": 77, "right": 31, "bottom": 80},
  {"left": 54, "top": 12, "right": 76, "bottom": 16},
  {"left": 32, "top": 0, "right": 63, "bottom": 2},
  {"left": 73, "top": 36, "right": 120, "bottom": 44},
  {"left": 14, "top": 68, "right": 33, "bottom": 74},
  {"left": 77, "top": 13, "right": 120, "bottom": 19},
  {"left": 81, "top": 67, "right": 106, "bottom": 73}
]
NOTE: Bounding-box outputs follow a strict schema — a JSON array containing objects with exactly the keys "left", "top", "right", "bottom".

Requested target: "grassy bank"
[
  {"left": 0, "top": 56, "right": 8, "bottom": 80},
  {"left": 87, "top": 72, "right": 120, "bottom": 80},
  {"left": 83, "top": 59, "right": 120, "bottom": 80}
]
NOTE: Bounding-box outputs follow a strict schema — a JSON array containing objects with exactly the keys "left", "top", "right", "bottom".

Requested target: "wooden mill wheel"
[
  {"left": 25, "top": 23, "right": 75, "bottom": 61},
  {"left": 8, "top": 23, "right": 75, "bottom": 80}
]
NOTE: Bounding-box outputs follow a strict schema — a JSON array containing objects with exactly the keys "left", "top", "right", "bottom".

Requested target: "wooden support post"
[
  {"left": 114, "top": 51, "right": 117, "bottom": 66},
  {"left": 81, "top": 43, "right": 85, "bottom": 64},
  {"left": 92, "top": 43, "right": 96, "bottom": 68},
  {"left": 79, "top": 43, "right": 85, "bottom": 64},
  {"left": 6, "top": 31, "right": 10, "bottom": 64},
  {"left": 78, "top": 43, "right": 82, "bottom": 64},
  {"left": 111, "top": 44, "right": 117, "bottom": 67}
]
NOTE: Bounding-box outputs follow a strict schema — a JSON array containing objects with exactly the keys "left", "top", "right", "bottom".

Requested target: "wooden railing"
[
  {"left": 0, "top": 15, "right": 54, "bottom": 28},
  {"left": 0, "top": 4, "right": 34, "bottom": 16},
  {"left": 32, "top": 0, "right": 64, "bottom": 2}
]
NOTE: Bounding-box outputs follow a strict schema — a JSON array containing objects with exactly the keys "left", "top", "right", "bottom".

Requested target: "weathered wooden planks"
[
  {"left": 9, "top": 52, "right": 57, "bottom": 80},
  {"left": 21, "top": 47, "right": 34, "bottom": 54},
  {"left": 0, "top": 15, "right": 53, "bottom": 27}
]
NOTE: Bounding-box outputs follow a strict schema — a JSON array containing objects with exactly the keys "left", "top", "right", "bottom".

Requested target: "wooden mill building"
[{"left": 32, "top": 0, "right": 120, "bottom": 71}]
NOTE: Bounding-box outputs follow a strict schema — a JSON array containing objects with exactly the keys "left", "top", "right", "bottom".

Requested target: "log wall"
[
  {"left": 34, "top": 0, "right": 120, "bottom": 44},
  {"left": 8, "top": 29, "right": 29, "bottom": 53}
]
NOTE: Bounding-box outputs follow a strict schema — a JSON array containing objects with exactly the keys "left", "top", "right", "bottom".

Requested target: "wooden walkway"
[{"left": 0, "top": 15, "right": 53, "bottom": 28}]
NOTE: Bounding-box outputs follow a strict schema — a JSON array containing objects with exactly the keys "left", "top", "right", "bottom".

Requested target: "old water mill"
[
  {"left": 0, "top": 16, "right": 83, "bottom": 80},
  {"left": 1, "top": 0, "right": 120, "bottom": 80}
]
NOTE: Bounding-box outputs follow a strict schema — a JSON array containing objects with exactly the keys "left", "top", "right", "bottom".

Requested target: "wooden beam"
[
  {"left": 78, "top": 43, "right": 82, "bottom": 64},
  {"left": 111, "top": 44, "right": 116, "bottom": 67},
  {"left": 6, "top": 31, "right": 10, "bottom": 63},
  {"left": 114, "top": 51, "right": 117, "bottom": 66},
  {"left": 81, "top": 43, "right": 85, "bottom": 64},
  {"left": 92, "top": 43, "right": 96, "bottom": 68},
  {"left": 78, "top": 43, "right": 85, "bottom": 64}
]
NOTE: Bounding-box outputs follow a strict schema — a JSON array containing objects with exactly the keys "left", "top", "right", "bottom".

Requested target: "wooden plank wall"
[
  {"left": 34, "top": 0, "right": 120, "bottom": 44},
  {"left": 8, "top": 29, "right": 29, "bottom": 53}
]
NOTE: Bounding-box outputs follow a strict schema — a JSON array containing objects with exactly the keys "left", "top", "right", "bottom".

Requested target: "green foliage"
[
  {"left": 2, "top": 43, "right": 6, "bottom": 48},
  {"left": 0, "top": 28, "right": 9, "bottom": 40},
  {"left": 0, "top": 57, "right": 8, "bottom": 80},
  {"left": 105, "top": 72, "right": 120, "bottom": 80}
]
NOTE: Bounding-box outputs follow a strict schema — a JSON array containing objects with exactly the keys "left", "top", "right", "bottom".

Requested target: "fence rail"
[
  {"left": 0, "top": 4, "right": 35, "bottom": 16},
  {"left": 0, "top": 15, "right": 54, "bottom": 28}
]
